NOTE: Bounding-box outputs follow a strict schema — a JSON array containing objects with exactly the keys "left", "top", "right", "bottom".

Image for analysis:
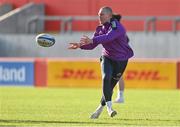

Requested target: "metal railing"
[{"left": 26, "top": 16, "right": 180, "bottom": 34}]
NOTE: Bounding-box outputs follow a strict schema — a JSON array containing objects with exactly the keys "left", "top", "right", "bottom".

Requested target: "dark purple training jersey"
[{"left": 80, "top": 20, "right": 134, "bottom": 61}]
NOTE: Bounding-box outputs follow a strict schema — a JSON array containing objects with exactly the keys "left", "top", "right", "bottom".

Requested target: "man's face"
[{"left": 98, "top": 8, "right": 111, "bottom": 24}]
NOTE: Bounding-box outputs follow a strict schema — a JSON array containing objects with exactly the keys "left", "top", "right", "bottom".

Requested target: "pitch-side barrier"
[{"left": 0, "top": 58, "right": 180, "bottom": 89}]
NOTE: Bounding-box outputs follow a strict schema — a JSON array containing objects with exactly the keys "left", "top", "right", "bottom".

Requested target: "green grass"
[{"left": 0, "top": 87, "right": 180, "bottom": 126}]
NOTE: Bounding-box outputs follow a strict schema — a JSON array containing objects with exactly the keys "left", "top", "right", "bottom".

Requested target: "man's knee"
[{"left": 102, "top": 74, "right": 111, "bottom": 82}]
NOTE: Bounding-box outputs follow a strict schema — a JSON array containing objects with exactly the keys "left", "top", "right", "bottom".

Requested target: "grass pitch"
[{"left": 0, "top": 87, "right": 180, "bottom": 127}]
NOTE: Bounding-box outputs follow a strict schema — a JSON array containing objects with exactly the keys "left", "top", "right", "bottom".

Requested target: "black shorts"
[{"left": 100, "top": 55, "right": 128, "bottom": 80}]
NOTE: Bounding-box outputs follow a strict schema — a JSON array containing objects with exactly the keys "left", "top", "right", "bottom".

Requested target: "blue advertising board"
[{"left": 0, "top": 62, "right": 34, "bottom": 86}]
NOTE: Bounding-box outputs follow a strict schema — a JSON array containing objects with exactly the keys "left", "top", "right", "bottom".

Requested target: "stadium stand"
[
  {"left": 0, "top": 0, "right": 179, "bottom": 32},
  {"left": 0, "top": 3, "right": 12, "bottom": 16},
  {"left": 0, "top": 0, "right": 180, "bottom": 89},
  {"left": 0, "top": 2, "right": 44, "bottom": 33},
  {"left": 0, "top": 0, "right": 179, "bottom": 58}
]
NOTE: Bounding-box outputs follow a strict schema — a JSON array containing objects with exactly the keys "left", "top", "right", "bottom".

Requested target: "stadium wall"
[
  {"left": 1, "top": 0, "right": 179, "bottom": 16},
  {"left": 0, "top": 3, "right": 12, "bottom": 16},
  {"left": 34, "top": 58, "right": 47, "bottom": 87},
  {"left": 32, "top": 58, "right": 180, "bottom": 89},
  {"left": 44, "top": 59, "right": 179, "bottom": 89},
  {"left": 0, "top": 33, "right": 180, "bottom": 58},
  {"left": 0, "top": 3, "right": 44, "bottom": 33},
  {"left": 1, "top": 58, "right": 180, "bottom": 89},
  {"left": 177, "top": 61, "right": 180, "bottom": 89},
  {"left": 0, "top": 0, "right": 179, "bottom": 31}
]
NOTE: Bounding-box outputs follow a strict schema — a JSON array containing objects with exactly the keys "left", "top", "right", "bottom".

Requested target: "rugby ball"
[{"left": 36, "top": 33, "right": 55, "bottom": 47}]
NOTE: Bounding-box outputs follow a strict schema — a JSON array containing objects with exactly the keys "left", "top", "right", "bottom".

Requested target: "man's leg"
[
  {"left": 90, "top": 56, "right": 116, "bottom": 118},
  {"left": 100, "top": 56, "right": 117, "bottom": 117},
  {"left": 111, "top": 60, "right": 128, "bottom": 103}
]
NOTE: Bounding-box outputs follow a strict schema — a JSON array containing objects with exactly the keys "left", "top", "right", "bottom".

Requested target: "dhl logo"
[
  {"left": 124, "top": 70, "right": 168, "bottom": 80},
  {"left": 55, "top": 68, "right": 100, "bottom": 79},
  {"left": 55, "top": 68, "right": 168, "bottom": 81}
]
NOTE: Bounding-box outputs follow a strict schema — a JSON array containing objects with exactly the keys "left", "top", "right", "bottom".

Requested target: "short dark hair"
[{"left": 101, "top": 6, "right": 113, "bottom": 14}]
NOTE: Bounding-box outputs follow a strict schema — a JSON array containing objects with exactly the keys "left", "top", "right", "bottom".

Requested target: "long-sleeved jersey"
[{"left": 80, "top": 20, "right": 134, "bottom": 61}]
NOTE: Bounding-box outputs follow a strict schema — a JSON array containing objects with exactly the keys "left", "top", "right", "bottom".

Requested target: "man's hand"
[
  {"left": 68, "top": 42, "right": 81, "bottom": 49},
  {"left": 80, "top": 35, "right": 93, "bottom": 45},
  {"left": 68, "top": 35, "right": 93, "bottom": 49}
]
